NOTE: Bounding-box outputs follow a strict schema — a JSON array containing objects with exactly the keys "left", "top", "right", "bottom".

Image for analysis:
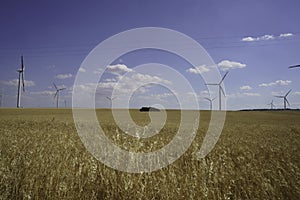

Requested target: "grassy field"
[{"left": 0, "top": 108, "right": 300, "bottom": 199}]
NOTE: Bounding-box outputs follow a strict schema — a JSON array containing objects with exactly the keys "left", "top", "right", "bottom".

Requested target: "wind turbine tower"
[
  {"left": 275, "top": 89, "right": 291, "bottom": 110},
  {"left": 16, "top": 56, "right": 25, "bottom": 108},
  {"left": 204, "top": 97, "right": 216, "bottom": 110},
  {"left": 205, "top": 71, "right": 228, "bottom": 110},
  {"left": 53, "top": 83, "right": 66, "bottom": 108}
]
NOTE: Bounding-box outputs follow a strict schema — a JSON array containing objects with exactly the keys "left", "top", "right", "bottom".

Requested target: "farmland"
[{"left": 0, "top": 108, "right": 300, "bottom": 199}]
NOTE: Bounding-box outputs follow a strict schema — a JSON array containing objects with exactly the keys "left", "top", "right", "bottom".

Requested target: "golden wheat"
[{"left": 0, "top": 108, "right": 299, "bottom": 199}]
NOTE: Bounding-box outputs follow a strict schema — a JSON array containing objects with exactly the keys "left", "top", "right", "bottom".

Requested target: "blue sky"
[{"left": 0, "top": 0, "right": 299, "bottom": 110}]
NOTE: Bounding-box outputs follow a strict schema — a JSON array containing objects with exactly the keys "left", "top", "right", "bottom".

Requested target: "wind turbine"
[
  {"left": 274, "top": 89, "right": 291, "bottom": 110},
  {"left": 0, "top": 87, "right": 4, "bottom": 108},
  {"left": 267, "top": 100, "right": 275, "bottom": 110},
  {"left": 288, "top": 64, "right": 300, "bottom": 69},
  {"left": 204, "top": 97, "right": 216, "bottom": 110},
  {"left": 64, "top": 100, "right": 67, "bottom": 108},
  {"left": 106, "top": 96, "right": 117, "bottom": 108},
  {"left": 16, "top": 56, "right": 25, "bottom": 108},
  {"left": 205, "top": 71, "right": 228, "bottom": 110},
  {"left": 53, "top": 83, "right": 66, "bottom": 108}
]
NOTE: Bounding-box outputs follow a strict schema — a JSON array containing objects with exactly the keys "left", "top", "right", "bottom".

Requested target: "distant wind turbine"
[
  {"left": 267, "top": 100, "right": 275, "bottom": 110},
  {"left": 204, "top": 97, "right": 216, "bottom": 110},
  {"left": 106, "top": 96, "right": 117, "bottom": 108},
  {"left": 53, "top": 83, "right": 66, "bottom": 108},
  {"left": 0, "top": 94, "right": 2, "bottom": 107},
  {"left": 16, "top": 56, "right": 25, "bottom": 108},
  {"left": 64, "top": 100, "right": 67, "bottom": 108},
  {"left": 288, "top": 64, "right": 300, "bottom": 69},
  {"left": 205, "top": 71, "right": 228, "bottom": 110},
  {"left": 275, "top": 89, "right": 291, "bottom": 110}
]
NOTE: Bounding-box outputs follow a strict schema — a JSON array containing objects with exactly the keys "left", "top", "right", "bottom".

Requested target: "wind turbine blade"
[
  {"left": 220, "top": 71, "right": 229, "bottom": 83},
  {"left": 204, "top": 97, "right": 210, "bottom": 101},
  {"left": 285, "top": 98, "right": 290, "bottom": 106},
  {"left": 54, "top": 91, "right": 58, "bottom": 98},
  {"left": 53, "top": 82, "right": 58, "bottom": 90},
  {"left": 285, "top": 89, "right": 292, "bottom": 97},
  {"left": 274, "top": 96, "right": 284, "bottom": 98},
  {"left": 59, "top": 88, "right": 66, "bottom": 91},
  {"left": 212, "top": 97, "right": 217, "bottom": 101},
  {"left": 106, "top": 96, "right": 111, "bottom": 100},
  {"left": 220, "top": 86, "right": 225, "bottom": 96},
  {"left": 289, "top": 64, "right": 300, "bottom": 68},
  {"left": 21, "top": 56, "right": 25, "bottom": 71}
]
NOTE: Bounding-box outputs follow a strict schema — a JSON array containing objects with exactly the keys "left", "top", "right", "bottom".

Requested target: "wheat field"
[{"left": 0, "top": 108, "right": 299, "bottom": 199}]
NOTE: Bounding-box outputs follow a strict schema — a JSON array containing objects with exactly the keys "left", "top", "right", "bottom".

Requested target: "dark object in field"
[{"left": 139, "top": 107, "right": 160, "bottom": 112}]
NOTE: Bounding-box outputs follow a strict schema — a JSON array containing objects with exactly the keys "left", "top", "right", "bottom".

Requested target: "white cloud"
[
  {"left": 260, "top": 35, "right": 275, "bottom": 40},
  {"left": 152, "top": 92, "right": 174, "bottom": 99},
  {"left": 1, "top": 79, "right": 35, "bottom": 87},
  {"left": 78, "top": 67, "right": 86, "bottom": 73},
  {"left": 259, "top": 80, "right": 291, "bottom": 87},
  {"left": 240, "top": 85, "right": 252, "bottom": 90},
  {"left": 271, "top": 91, "right": 282, "bottom": 96},
  {"left": 104, "top": 78, "right": 117, "bottom": 82},
  {"left": 31, "top": 90, "right": 56, "bottom": 95},
  {"left": 55, "top": 73, "right": 72, "bottom": 79},
  {"left": 217, "top": 60, "right": 246, "bottom": 71},
  {"left": 242, "top": 33, "right": 293, "bottom": 42},
  {"left": 75, "top": 72, "right": 171, "bottom": 96},
  {"left": 111, "top": 73, "right": 171, "bottom": 95},
  {"left": 199, "top": 90, "right": 216, "bottom": 99},
  {"left": 186, "top": 65, "right": 210, "bottom": 74},
  {"left": 241, "top": 34, "right": 274, "bottom": 42},
  {"left": 59, "top": 84, "right": 67, "bottom": 89},
  {"left": 294, "top": 92, "right": 300, "bottom": 95},
  {"left": 200, "top": 90, "right": 209, "bottom": 96},
  {"left": 227, "top": 92, "right": 260, "bottom": 98},
  {"left": 93, "top": 69, "right": 102, "bottom": 74},
  {"left": 279, "top": 33, "right": 293, "bottom": 38},
  {"left": 93, "top": 64, "right": 133, "bottom": 75},
  {"left": 243, "top": 92, "right": 260, "bottom": 97},
  {"left": 126, "top": 73, "right": 171, "bottom": 85},
  {"left": 241, "top": 37, "right": 256, "bottom": 42},
  {"left": 97, "top": 82, "right": 117, "bottom": 89},
  {"left": 106, "top": 64, "right": 133, "bottom": 75}
]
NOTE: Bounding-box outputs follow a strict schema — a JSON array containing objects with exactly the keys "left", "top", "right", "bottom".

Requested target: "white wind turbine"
[
  {"left": 53, "top": 83, "right": 66, "bottom": 108},
  {"left": 275, "top": 89, "right": 291, "bottom": 110},
  {"left": 0, "top": 87, "right": 3, "bottom": 107},
  {"left": 16, "top": 56, "right": 25, "bottom": 108},
  {"left": 267, "top": 100, "right": 275, "bottom": 110},
  {"left": 205, "top": 71, "right": 228, "bottom": 110},
  {"left": 106, "top": 96, "right": 117, "bottom": 108},
  {"left": 204, "top": 97, "right": 216, "bottom": 110}
]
